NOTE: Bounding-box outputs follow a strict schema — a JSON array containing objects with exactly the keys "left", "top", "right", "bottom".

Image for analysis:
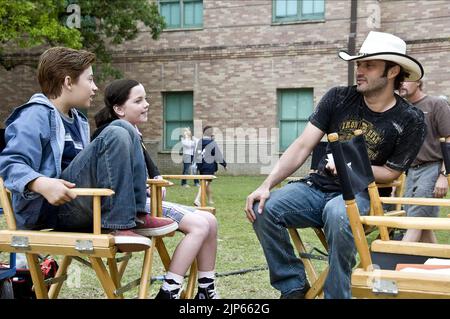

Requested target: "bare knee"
[
  {"left": 180, "top": 215, "right": 210, "bottom": 239},
  {"left": 199, "top": 211, "right": 218, "bottom": 236}
]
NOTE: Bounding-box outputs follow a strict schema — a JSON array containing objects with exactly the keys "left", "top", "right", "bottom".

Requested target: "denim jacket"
[{"left": 0, "top": 94, "right": 90, "bottom": 229}]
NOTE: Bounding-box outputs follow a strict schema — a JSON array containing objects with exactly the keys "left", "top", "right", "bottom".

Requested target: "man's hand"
[
  {"left": 28, "top": 177, "right": 76, "bottom": 206},
  {"left": 245, "top": 186, "right": 271, "bottom": 223},
  {"left": 434, "top": 174, "right": 448, "bottom": 198},
  {"left": 325, "top": 161, "right": 337, "bottom": 175}
]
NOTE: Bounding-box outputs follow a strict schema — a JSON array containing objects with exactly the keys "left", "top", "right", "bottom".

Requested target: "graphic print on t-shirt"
[{"left": 339, "top": 119, "right": 383, "bottom": 160}]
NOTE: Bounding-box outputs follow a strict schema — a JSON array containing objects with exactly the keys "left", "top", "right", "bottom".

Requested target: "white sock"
[
  {"left": 162, "top": 272, "right": 183, "bottom": 291},
  {"left": 198, "top": 270, "right": 215, "bottom": 288}
]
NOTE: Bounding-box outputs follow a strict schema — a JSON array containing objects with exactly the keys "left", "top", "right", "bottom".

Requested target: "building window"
[
  {"left": 278, "top": 89, "right": 314, "bottom": 151},
  {"left": 163, "top": 92, "right": 194, "bottom": 150},
  {"left": 273, "top": 0, "right": 325, "bottom": 23},
  {"left": 159, "top": 0, "right": 203, "bottom": 29}
]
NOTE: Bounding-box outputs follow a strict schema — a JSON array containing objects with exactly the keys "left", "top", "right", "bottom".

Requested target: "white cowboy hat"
[{"left": 339, "top": 31, "right": 424, "bottom": 81}]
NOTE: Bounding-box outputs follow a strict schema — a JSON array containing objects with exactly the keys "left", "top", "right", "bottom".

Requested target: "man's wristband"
[{"left": 440, "top": 170, "right": 449, "bottom": 177}]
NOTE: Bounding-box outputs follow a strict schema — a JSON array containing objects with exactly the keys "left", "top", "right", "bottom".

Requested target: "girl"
[{"left": 93, "top": 79, "right": 219, "bottom": 299}]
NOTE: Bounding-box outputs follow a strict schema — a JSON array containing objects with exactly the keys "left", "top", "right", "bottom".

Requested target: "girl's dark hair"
[{"left": 94, "top": 79, "right": 140, "bottom": 128}]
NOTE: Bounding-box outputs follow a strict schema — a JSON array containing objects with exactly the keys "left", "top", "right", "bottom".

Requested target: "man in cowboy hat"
[{"left": 245, "top": 31, "right": 426, "bottom": 299}]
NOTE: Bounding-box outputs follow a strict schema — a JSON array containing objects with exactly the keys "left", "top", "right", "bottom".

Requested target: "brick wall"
[{"left": 1, "top": 0, "right": 449, "bottom": 175}]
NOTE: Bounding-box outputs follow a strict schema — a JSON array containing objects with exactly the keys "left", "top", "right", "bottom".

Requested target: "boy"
[{"left": 0, "top": 47, "right": 177, "bottom": 252}]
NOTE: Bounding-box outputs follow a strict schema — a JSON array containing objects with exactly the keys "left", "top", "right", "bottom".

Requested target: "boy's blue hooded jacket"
[{"left": 0, "top": 94, "right": 89, "bottom": 229}]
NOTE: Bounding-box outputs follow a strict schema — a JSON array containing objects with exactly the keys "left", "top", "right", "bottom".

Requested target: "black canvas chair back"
[{"left": 310, "top": 141, "right": 328, "bottom": 171}]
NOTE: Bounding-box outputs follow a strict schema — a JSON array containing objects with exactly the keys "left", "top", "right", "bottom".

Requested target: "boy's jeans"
[
  {"left": 56, "top": 120, "right": 147, "bottom": 230},
  {"left": 252, "top": 180, "right": 370, "bottom": 299}
]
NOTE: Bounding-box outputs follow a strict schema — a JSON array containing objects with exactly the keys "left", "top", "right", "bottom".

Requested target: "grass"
[{"left": 1, "top": 175, "right": 449, "bottom": 299}]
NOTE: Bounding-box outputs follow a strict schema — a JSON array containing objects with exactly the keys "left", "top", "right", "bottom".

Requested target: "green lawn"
[{"left": 1, "top": 175, "right": 449, "bottom": 299}]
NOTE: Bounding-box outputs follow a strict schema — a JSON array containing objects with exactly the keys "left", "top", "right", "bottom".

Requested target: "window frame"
[
  {"left": 163, "top": 91, "right": 194, "bottom": 151},
  {"left": 272, "top": 0, "right": 325, "bottom": 23},
  {"left": 277, "top": 88, "right": 314, "bottom": 152},
  {"left": 159, "top": 0, "right": 203, "bottom": 30}
]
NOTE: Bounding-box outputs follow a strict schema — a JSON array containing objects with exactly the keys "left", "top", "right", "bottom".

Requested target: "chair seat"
[
  {"left": 0, "top": 229, "right": 117, "bottom": 258},
  {"left": 370, "top": 251, "right": 431, "bottom": 270}
]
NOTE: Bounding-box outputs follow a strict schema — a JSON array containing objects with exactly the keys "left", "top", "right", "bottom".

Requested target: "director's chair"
[
  {"left": 0, "top": 177, "right": 158, "bottom": 299},
  {"left": 328, "top": 132, "right": 450, "bottom": 298},
  {"left": 146, "top": 178, "right": 211, "bottom": 299},
  {"left": 286, "top": 136, "right": 407, "bottom": 298}
]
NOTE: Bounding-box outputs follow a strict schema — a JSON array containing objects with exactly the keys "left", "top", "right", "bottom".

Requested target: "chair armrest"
[
  {"left": 162, "top": 175, "right": 216, "bottom": 181},
  {"left": 71, "top": 188, "right": 115, "bottom": 235},
  {"left": 146, "top": 179, "right": 174, "bottom": 187},
  {"left": 380, "top": 196, "right": 450, "bottom": 207},
  {"left": 360, "top": 216, "right": 450, "bottom": 230},
  {"left": 71, "top": 189, "right": 115, "bottom": 196}
]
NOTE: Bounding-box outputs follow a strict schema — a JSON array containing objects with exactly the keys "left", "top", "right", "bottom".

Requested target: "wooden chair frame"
[
  {"left": 0, "top": 178, "right": 155, "bottom": 299},
  {"left": 328, "top": 132, "right": 450, "bottom": 299},
  {"left": 145, "top": 175, "right": 218, "bottom": 299},
  {"left": 162, "top": 175, "right": 217, "bottom": 214}
]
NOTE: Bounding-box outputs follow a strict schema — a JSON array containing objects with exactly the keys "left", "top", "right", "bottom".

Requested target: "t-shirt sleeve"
[
  {"left": 308, "top": 87, "right": 339, "bottom": 133},
  {"left": 385, "top": 109, "right": 426, "bottom": 172},
  {"left": 434, "top": 99, "right": 450, "bottom": 137}
]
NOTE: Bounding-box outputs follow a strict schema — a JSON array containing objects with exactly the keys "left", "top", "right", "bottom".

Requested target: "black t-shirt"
[{"left": 308, "top": 85, "right": 426, "bottom": 192}]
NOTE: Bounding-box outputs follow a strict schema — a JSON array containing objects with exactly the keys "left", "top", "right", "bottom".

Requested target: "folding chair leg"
[
  {"left": 138, "top": 243, "right": 155, "bottom": 299},
  {"left": 107, "top": 258, "right": 123, "bottom": 298},
  {"left": 313, "top": 228, "right": 328, "bottom": 251},
  {"left": 305, "top": 266, "right": 328, "bottom": 299},
  {"left": 183, "top": 259, "right": 198, "bottom": 299},
  {"left": 156, "top": 238, "right": 172, "bottom": 271},
  {"left": 48, "top": 256, "right": 72, "bottom": 299},
  {"left": 26, "top": 253, "right": 49, "bottom": 299},
  {"left": 89, "top": 257, "right": 121, "bottom": 299},
  {"left": 288, "top": 228, "right": 318, "bottom": 283},
  {"left": 117, "top": 253, "right": 131, "bottom": 282}
]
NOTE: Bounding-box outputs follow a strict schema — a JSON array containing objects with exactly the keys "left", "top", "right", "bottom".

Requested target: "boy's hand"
[{"left": 28, "top": 177, "right": 77, "bottom": 206}]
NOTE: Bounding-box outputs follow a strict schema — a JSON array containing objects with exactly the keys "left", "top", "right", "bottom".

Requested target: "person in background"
[
  {"left": 399, "top": 79, "right": 450, "bottom": 243},
  {"left": 181, "top": 127, "right": 199, "bottom": 187},
  {"left": 194, "top": 126, "right": 227, "bottom": 207}
]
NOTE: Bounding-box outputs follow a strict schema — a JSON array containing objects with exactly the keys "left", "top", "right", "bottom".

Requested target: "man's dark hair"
[
  {"left": 203, "top": 125, "right": 213, "bottom": 134},
  {"left": 383, "top": 61, "right": 409, "bottom": 91}
]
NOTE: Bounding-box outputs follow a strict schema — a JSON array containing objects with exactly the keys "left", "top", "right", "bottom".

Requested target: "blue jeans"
[
  {"left": 55, "top": 120, "right": 147, "bottom": 230},
  {"left": 252, "top": 181, "right": 370, "bottom": 299},
  {"left": 181, "top": 155, "right": 199, "bottom": 186}
]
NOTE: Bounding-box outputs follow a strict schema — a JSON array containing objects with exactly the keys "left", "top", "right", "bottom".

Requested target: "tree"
[{"left": 0, "top": 0, "right": 166, "bottom": 80}]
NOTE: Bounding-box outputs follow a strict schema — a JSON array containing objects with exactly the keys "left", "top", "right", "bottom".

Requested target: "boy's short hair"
[{"left": 38, "top": 47, "right": 96, "bottom": 99}]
